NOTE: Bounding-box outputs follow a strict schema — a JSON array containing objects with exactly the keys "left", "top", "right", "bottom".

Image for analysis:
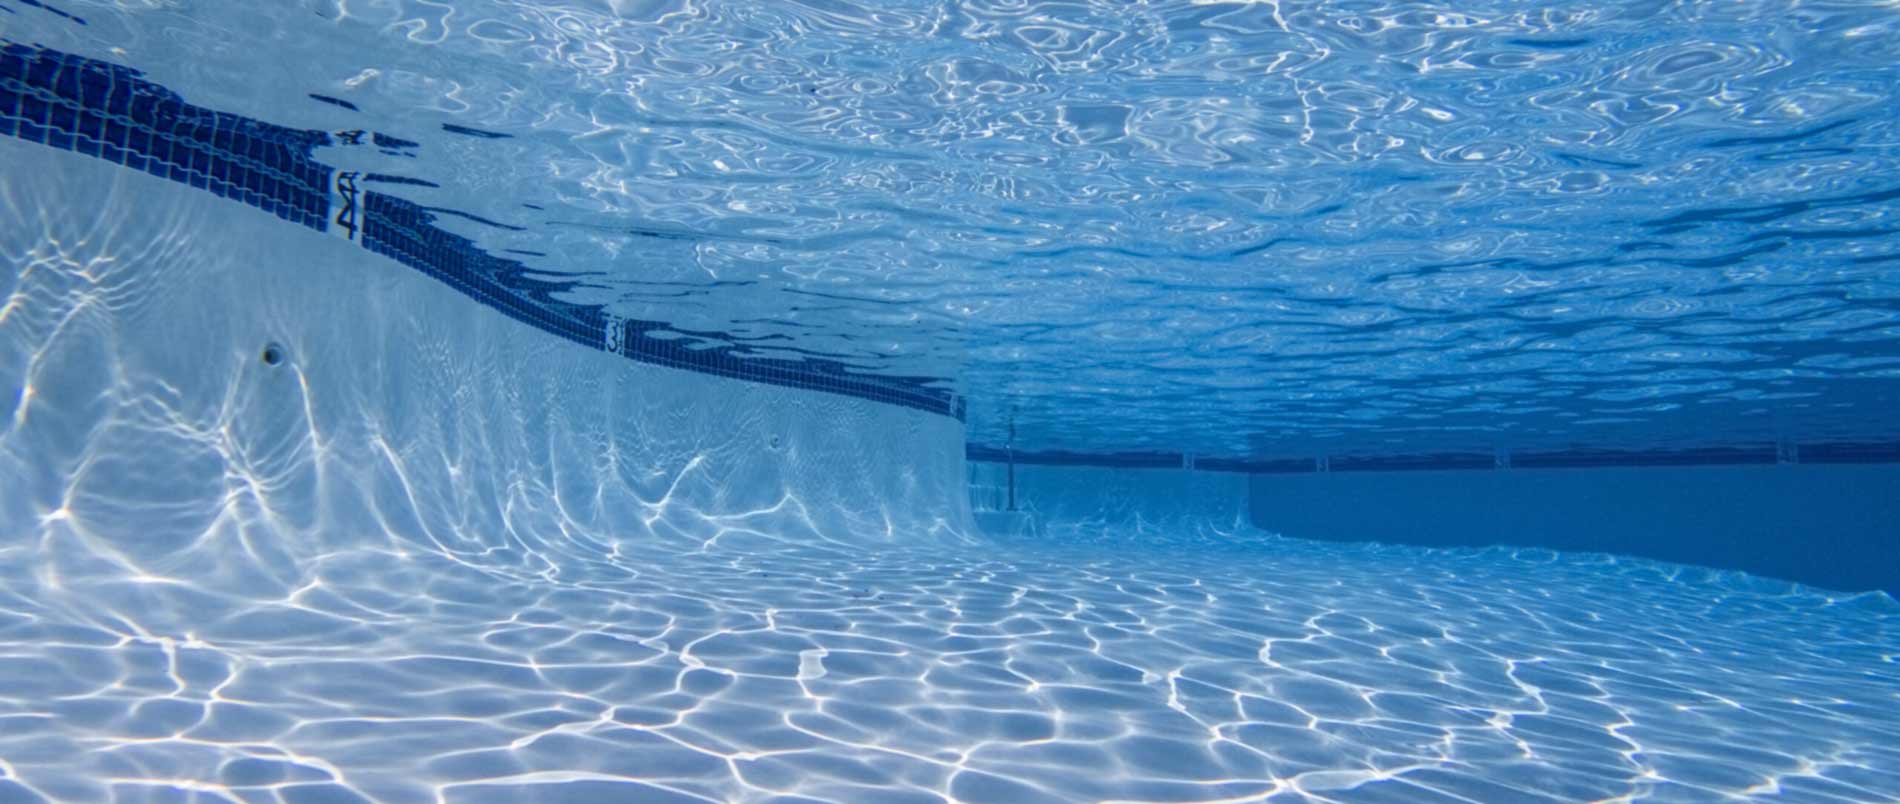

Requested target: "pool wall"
[
  {"left": 1, "top": 140, "right": 976, "bottom": 584},
  {"left": 0, "top": 40, "right": 964, "bottom": 420},
  {"left": 1249, "top": 464, "right": 1900, "bottom": 595},
  {"left": 966, "top": 462, "right": 1252, "bottom": 543}
]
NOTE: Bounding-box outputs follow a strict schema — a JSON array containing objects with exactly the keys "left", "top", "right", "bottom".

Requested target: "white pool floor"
[{"left": 2, "top": 514, "right": 1896, "bottom": 804}]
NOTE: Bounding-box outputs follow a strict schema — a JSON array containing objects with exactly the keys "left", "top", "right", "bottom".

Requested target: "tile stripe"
[{"left": 971, "top": 443, "right": 1900, "bottom": 473}]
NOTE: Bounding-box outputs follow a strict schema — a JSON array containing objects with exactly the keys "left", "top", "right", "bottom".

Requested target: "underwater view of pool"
[{"left": 3, "top": 0, "right": 1899, "bottom": 801}]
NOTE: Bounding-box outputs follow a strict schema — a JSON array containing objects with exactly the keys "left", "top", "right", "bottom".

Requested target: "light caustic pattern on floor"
[{"left": 4, "top": 476, "right": 1899, "bottom": 803}]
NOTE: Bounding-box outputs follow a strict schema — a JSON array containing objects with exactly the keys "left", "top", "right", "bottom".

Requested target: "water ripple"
[{"left": 241, "top": 0, "right": 1900, "bottom": 456}]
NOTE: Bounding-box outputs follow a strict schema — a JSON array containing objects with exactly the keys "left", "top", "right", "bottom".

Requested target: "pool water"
[{"left": 4, "top": 1, "right": 1900, "bottom": 802}]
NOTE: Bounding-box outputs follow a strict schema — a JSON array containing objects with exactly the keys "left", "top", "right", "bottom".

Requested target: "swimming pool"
[{"left": 3, "top": 1, "right": 1898, "bottom": 801}]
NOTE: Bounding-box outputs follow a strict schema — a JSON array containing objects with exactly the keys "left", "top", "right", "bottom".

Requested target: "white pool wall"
[
  {"left": 0, "top": 141, "right": 976, "bottom": 586},
  {"left": 967, "top": 462, "right": 1253, "bottom": 540}
]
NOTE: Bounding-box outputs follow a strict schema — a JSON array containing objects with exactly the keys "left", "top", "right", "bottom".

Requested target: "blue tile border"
[
  {"left": 1797, "top": 441, "right": 1900, "bottom": 464},
  {"left": 1511, "top": 446, "right": 1779, "bottom": 470},
  {"left": 971, "top": 442, "right": 1900, "bottom": 473},
  {"left": 1193, "top": 457, "right": 1313, "bottom": 474},
  {"left": 966, "top": 446, "right": 1185, "bottom": 468},
  {"left": 1331, "top": 452, "right": 1497, "bottom": 472},
  {"left": 0, "top": 42, "right": 964, "bottom": 420},
  {"left": 0, "top": 43, "right": 333, "bottom": 231}
]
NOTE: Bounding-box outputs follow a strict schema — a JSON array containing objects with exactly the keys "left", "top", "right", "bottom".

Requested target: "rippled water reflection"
[
  {"left": 6, "top": 513, "right": 1900, "bottom": 802},
  {"left": 12, "top": 0, "right": 1900, "bottom": 455}
]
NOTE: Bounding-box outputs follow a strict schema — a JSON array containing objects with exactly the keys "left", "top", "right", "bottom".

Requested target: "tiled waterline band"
[{"left": 968, "top": 442, "right": 1900, "bottom": 473}]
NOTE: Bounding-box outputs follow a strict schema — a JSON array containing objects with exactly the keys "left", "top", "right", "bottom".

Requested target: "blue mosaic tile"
[
  {"left": 969, "top": 443, "right": 1900, "bottom": 472},
  {"left": 1, "top": 43, "right": 332, "bottom": 232},
  {"left": 966, "top": 447, "right": 1184, "bottom": 468},
  {"left": 1331, "top": 452, "right": 1496, "bottom": 472},
  {"left": 1801, "top": 441, "right": 1900, "bottom": 464},
  {"left": 1512, "top": 446, "right": 1779, "bottom": 469},
  {"left": 1193, "top": 457, "right": 1313, "bottom": 474}
]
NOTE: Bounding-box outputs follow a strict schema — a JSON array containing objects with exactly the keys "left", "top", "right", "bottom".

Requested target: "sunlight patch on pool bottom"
[{"left": 1, "top": 524, "right": 1896, "bottom": 804}]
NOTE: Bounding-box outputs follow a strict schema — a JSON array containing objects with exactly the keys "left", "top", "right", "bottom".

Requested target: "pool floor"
[{"left": 3, "top": 514, "right": 1896, "bottom": 803}]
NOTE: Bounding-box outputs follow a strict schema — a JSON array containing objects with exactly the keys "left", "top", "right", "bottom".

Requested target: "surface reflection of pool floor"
[{"left": 2, "top": 519, "right": 1896, "bottom": 804}]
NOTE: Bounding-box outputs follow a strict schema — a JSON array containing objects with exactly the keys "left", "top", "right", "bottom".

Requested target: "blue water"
[
  {"left": 3, "top": 1, "right": 1900, "bottom": 802},
  {"left": 11, "top": 0, "right": 1900, "bottom": 457}
]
